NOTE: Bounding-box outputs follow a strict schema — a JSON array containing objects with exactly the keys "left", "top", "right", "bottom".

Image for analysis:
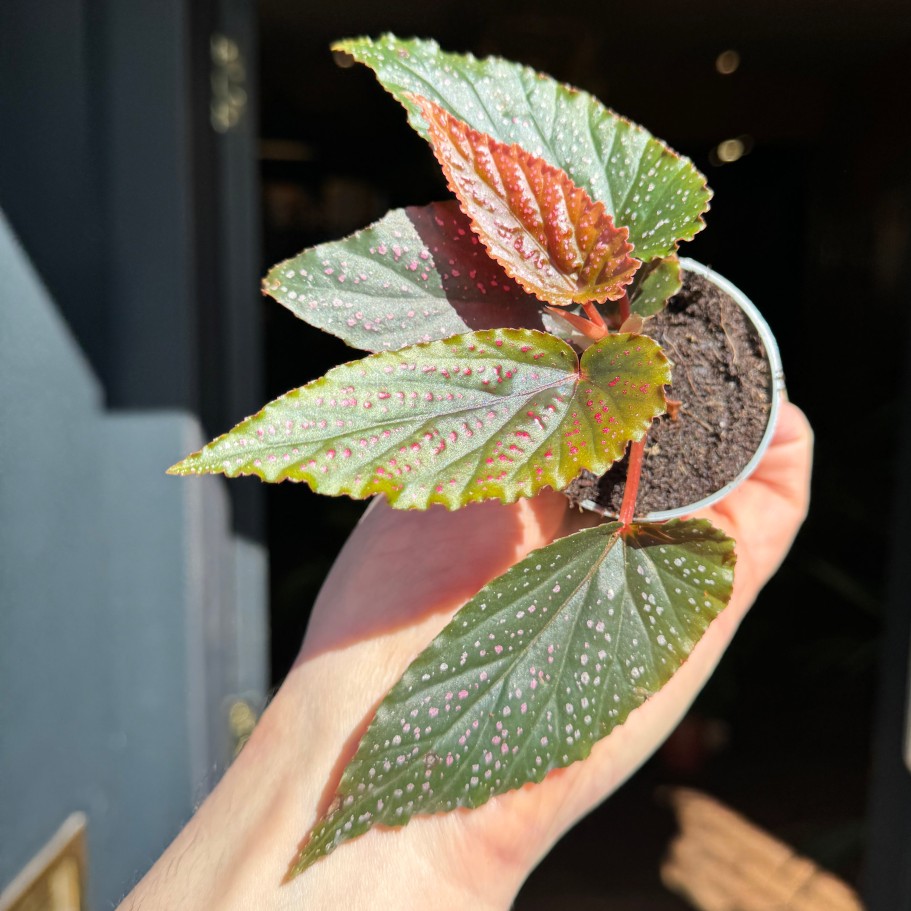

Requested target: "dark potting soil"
[{"left": 564, "top": 270, "right": 773, "bottom": 516}]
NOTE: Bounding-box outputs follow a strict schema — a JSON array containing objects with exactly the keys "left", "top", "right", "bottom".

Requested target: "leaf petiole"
[
  {"left": 619, "top": 435, "right": 648, "bottom": 529},
  {"left": 617, "top": 292, "right": 632, "bottom": 326},
  {"left": 582, "top": 301, "right": 607, "bottom": 329},
  {"left": 544, "top": 306, "right": 608, "bottom": 341}
]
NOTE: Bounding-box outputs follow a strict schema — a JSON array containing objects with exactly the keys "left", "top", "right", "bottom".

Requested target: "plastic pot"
[{"left": 577, "top": 257, "right": 785, "bottom": 522}]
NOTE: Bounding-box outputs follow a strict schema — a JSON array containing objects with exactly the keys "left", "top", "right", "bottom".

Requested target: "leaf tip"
[
  {"left": 166, "top": 452, "right": 204, "bottom": 476},
  {"left": 282, "top": 850, "right": 313, "bottom": 883},
  {"left": 284, "top": 815, "right": 341, "bottom": 881},
  {"left": 329, "top": 36, "right": 363, "bottom": 54},
  {"left": 261, "top": 269, "right": 281, "bottom": 299}
]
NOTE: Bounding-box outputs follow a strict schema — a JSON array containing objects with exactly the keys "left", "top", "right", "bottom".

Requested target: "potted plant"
[
  {"left": 169, "top": 34, "right": 783, "bottom": 875},
  {"left": 564, "top": 257, "right": 784, "bottom": 520}
]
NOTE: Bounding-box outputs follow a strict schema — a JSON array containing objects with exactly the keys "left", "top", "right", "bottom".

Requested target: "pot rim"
[{"left": 578, "top": 257, "right": 786, "bottom": 522}]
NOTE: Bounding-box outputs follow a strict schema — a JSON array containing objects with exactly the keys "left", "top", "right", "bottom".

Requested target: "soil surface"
[{"left": 564, "top": 271, "right": 773, "bottom": 515}]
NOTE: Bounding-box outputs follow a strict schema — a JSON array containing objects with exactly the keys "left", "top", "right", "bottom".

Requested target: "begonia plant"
[{"left": 170, "top": 35, "right": 741, "bottom": 876}]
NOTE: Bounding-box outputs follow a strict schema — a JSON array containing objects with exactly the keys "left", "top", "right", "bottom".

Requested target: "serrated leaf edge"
[
  {"left": 407, "top": 93, "right": 639, "bottom": 308},
  {"left": 332, "top": 35, "right": 713, "bottom": 252},
  {"left": 290, "top": 517, "right": 735, "bottom": 874}
]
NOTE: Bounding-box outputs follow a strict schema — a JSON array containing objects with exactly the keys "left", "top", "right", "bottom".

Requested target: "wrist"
[
  {"left": 118, "top": 649, "right": 524, "bottom": 911},
  {"left": 262, "top": 651, "right": 528, "bottom": 910}
]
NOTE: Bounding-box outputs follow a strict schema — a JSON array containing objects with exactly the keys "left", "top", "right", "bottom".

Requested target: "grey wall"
[
  {"left": 0, "top": 211, "right": 266, "bottom": 907},
  {"left": 0, "top": 0, "right": 267, "bottom": 904}
]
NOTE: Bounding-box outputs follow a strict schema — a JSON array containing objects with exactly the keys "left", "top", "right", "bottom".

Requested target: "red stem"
[
  {"left": 618, "top": 436, "right": 647, "bottom": 529},
  {"left": 544, "top": 306, "right": 606, "bottom": 341},
  {"left": 617, "top": 292, "right": 631, "bottom": 326},
  {"left": 581, "top": 301, "right": 607, "bottom": 329}
]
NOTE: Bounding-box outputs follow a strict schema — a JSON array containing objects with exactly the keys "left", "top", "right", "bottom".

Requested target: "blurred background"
[{"left": 2, "top": 1, "right": 911, "bottom": 908}]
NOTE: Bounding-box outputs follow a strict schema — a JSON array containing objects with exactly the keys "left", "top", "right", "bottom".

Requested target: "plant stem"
[
  {"left": 617, "top": 292, "right": 631, "bottom": 325},
  {"left": 581, "top": 301, "right": 607, "bottom": 329},
  {"left": 545, "top": 306, "right": 607, "bottom": 341},
  {"left": 618, "top": 436, "right": 647, "bottom": 529}
]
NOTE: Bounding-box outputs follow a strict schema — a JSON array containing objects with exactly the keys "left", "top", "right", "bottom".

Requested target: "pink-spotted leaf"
[
  {"left": 168, "top": 329, "right": 669, "bottom": 510},
  {"left": 629, "top": 256, "right": 683, "bottom": 318},
  {"left": 412, "top": 95, "right": 638, "bottom": 308},
  {"left": 291, "top": 518, "right": 735, "bottom": 874},
  {"left": 334, "top": 35, "right": 712, "bottom": 261},
  {"left": 263, "top": 202, "right": 545, "bottom": 352}
]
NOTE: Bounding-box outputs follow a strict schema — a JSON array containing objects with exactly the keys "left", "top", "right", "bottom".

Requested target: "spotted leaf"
[
  {"left": 412, "top": 95, "right": 638, "bottom": 308},
  {"left": 291, "top": 518, "right": 735, "bottom": 874},
  {"left": 334, "top": 35, "right": 712, "bottom": 261},
  {"left": 629, "top": 256, "right": 683, "bottom": 318},
  {"left": 263, "top": 202, "right": 546, "bottom": 352},
  {"left": 168, "top": 329, "right": 669, "bottom": 510}
]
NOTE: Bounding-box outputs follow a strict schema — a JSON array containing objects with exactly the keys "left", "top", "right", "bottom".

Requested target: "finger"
[
  {"left": 500, "top": 408, "right": 814, "bottom": 851},
  {"left": 693, "top": 402, "right": 812, "bottom": 585},
  {"left": 743, "top": 401, "right": 813, "bottom": 507}
]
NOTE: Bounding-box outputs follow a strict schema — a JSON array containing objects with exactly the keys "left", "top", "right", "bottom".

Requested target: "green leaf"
[
  {"left": 334, "top": 35, "right": 711, "bottom": 261},
  {"left": 291, "top": 518, "right": 735, "bottom": 874},
  {"left": 629, "top": 256, "right": 683, "bottom": 318},
  {"left": 263, "top": 202, "right": 546, "bottom": 352},
  {"left": 411, "top": 94, "right": 638, "bottom": 308},
  {"left": 169, "top": 329, "right": 669, "bottom": 510}
]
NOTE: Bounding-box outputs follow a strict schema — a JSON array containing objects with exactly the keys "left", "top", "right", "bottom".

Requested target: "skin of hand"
[{"left": 119, "top": 402, "right": 812, "bottom": 911}]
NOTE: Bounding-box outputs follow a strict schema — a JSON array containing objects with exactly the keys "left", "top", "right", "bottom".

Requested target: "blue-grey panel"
[
  {"left": 0, "top": 212, "right": 111, "bottom": 894},
  {"left": 0, "top": 213, "right": 267, "bottom": 903}
]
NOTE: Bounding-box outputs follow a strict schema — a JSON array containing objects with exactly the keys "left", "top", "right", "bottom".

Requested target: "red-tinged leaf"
[
  {"left": 290, "top": 518, "right": 735, "bottom": 874},
  {"left": 263, "top": 202, "right": 546, "bottom": 352},
  {"left": 410, "top": 94, "right": 639, "bottom": 309},
  {"left": 335, "top": 36, "right": 712, "bottom": 261},
  {"left": 168, "top": 329, "right": 669, "bottom": 511}
]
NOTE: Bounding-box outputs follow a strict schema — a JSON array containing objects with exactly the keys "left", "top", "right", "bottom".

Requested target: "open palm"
[
  {"left": 119, "top": 402, "right": 811, "bottom": 911},
  {"left": 289, "top": 401, "right": 813, "bottom": 907}
]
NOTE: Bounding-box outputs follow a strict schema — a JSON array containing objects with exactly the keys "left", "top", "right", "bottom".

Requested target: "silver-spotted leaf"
[
  {"left": 334, "top": 35, "right": 712, "bottom": 261},
  {"left": 292, "top": 518, "right": 735, "bottom": 874},
  {"left": 169, "top": 329, "right": 669, "bottom": 510},
  {"left": 629, "top": 256, "right": 683, "bottom": 318},
  {"left": 412, "top": 95, "right": 638, "bottom": 308},
  {"left": 263, "top": 202, "right": 545, "bottom": 352}
]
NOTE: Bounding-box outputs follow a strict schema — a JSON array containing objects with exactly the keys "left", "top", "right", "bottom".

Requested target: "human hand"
[{"left": 120, "top": 402, "right": 812, "bottom": 911}]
